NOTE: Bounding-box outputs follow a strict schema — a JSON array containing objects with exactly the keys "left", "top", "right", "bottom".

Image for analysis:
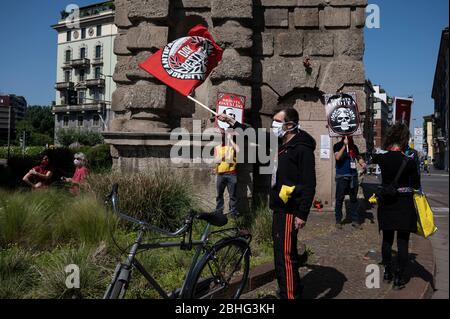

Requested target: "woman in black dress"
[{"left": 372, "top": 124, "right": 421, "bottom": 290}]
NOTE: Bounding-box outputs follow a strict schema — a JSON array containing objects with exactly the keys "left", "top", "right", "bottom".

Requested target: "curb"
[
  {"left": 238, "top": 263, "right": 275, "bottom": 295},
  {"left": 384, "top": 234, "right": 436, "bottom": 299}
]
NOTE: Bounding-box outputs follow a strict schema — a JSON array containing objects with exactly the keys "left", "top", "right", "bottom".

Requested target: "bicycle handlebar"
[{"left": 106, "top": 183, "right": 193, "bottom": 237}]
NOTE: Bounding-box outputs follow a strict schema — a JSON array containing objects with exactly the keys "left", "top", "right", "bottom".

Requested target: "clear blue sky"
[
  {"left": 365, "top": 0, "right": 448, "bottom": 129},
  {"left": 0, "top": 0, "right": 448, "bottom": 129}
]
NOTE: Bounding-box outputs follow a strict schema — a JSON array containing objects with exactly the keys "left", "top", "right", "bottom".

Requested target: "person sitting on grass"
[
  {"left": 22, "top": 155, "right": 53, "bottom": 189},
  {"left": 62, "top": 152, "right": 89, "bottom": 195}
]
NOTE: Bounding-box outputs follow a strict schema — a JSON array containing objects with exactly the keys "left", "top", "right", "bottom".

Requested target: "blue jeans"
[
  {"left": 335, "top": 175, "right": 359, "bottom": 223},
  {"left": 215, "top": 173, "right": 237, "bottom": 214}
]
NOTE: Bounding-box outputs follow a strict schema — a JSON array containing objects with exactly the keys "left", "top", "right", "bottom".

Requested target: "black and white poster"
[{"left": 325, "top": 92, "right": 362, "bottom": 137}]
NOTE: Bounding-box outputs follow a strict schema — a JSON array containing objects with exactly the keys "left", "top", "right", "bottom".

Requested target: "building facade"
[
  {"left": 372, "top": 85, "right": 393, "bottom": 150},
  {"left": 104, "top": 0, "right": 368, "bottom": 210},
  {"left": 423, "top": 114, "right": 434, "bottom": 161},
  {"left": 363, "top": 79, "right": 375, "bottom": 155},
  {"left": 0, "top": 95, "right": 27, "bottom": 144},
  {"left": 52, "top": 1, "right": 117, "bottom": 138},
  {"left": 431, "top": 27, "right": 449, "bottom": 171}
]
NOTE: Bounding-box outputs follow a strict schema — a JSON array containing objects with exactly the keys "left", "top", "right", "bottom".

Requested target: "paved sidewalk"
[
  {"left": 243, "top": 178, "right": 435, "bottom": 299},
  {"left": 422, "top": 169, "right": 449, "bottom": 299}
]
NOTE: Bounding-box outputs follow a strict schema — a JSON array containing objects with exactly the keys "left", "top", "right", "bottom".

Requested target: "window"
[
  {"left": 93, "top": 89, "right": 102, "bottom": 102},
  {"left": 96, "top": 25, "right": 102, "bottom": 36},
  {"left": 79, "top": 69, "right": 85, "bottom": 82},
  {"left": 81, "top": 27, "right": 86, "bottom": 39},
  {"left": 93, "top": 115, "right": 100, "bottom": 126},
  {"left": 95, "top": 45, "right": 102, "bottom": 59},
  {"left": 65, "top": 50, "right": 71, "bottom": 62},
  {"left": 66, "top": 31, "right": 71, "bottom": 42},
  {"left": 64, "top": 70, "right": 71, "bottom": 82},
  {"left": 63, "top": 116, "right": 69, "bottom": 127},
  {"left": 78, "top": 90, "right": 85, "bottom": 104},
  {"left": 80, "top": 47, "right": 86, "bottom": 59},
  {"left": 95, "top": 67, "right": 102, "bottom": 79},
  {"left": 77, "top": 116, "right": 84, "bottom": 127}
]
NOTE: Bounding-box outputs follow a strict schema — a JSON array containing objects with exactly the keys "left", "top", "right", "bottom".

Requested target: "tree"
[{"left": 15, "top": 105, "right": 54, "bottom": 146}]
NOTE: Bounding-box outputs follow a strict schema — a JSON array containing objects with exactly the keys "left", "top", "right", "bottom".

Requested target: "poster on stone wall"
[
  {"left": 216, "top": 93, "right": 245, "bottom": 130},
  {"left": 324, "top": 92, "right": 362, "bottom": 137}
]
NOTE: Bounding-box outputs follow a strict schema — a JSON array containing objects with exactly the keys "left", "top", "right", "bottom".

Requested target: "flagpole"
[{"left": 187, "top": 95, "right": 217, "bottom": 116}]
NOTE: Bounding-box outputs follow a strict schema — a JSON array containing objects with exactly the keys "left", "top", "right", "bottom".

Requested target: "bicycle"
[{"left": 103, "top": 184, "right": 252, "bottom": 299}]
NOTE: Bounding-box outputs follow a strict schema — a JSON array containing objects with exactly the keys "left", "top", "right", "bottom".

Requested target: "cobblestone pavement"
[
  {"left": 243, "top": 176, "right": 434, "bottom": 299},
  {"left": 243, "top": 209, "right": 394, "bottom": 299}
]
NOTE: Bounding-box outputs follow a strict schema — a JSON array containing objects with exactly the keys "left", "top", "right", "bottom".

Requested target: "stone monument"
[{"left": 104, "top": 0, "right": 368, "bottom": 211}]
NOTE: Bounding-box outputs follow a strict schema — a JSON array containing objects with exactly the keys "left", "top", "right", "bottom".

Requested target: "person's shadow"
[
  {"left": 404, "top": 253, "right": 435, "bottom": 290},
  {"left": 300, "top": 264, "right": 347, "bottom": 299}
]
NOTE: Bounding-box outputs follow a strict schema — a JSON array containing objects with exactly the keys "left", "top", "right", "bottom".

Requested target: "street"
[{"left": 421, "top": 169, "right": 449, "bottom": 299}]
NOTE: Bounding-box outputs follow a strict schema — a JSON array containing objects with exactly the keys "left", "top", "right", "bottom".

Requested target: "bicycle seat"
[{"left": 197, "top": 212, "right": 228, "bottom": 227}]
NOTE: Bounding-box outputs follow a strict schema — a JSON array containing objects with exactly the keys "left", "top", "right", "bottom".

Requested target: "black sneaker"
[
  {"left": 393, "top": 273, "right": 406, "bottom": 290},
  {"left": 383, "top": 266, "right": 393, "bottom": 283}
]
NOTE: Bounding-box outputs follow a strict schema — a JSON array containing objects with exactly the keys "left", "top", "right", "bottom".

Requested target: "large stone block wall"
[{"left": 106, "top": 0, "right": 368, "bottom": 210}]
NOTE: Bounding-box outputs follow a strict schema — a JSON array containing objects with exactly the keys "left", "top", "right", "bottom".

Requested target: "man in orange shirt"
[{"left": 214, "top": 131, "right": 239, "bottom": 217}]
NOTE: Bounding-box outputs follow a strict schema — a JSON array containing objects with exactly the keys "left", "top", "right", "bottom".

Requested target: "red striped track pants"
[{"left": 272, "top": 211, "right": 301, "bottom": 299}]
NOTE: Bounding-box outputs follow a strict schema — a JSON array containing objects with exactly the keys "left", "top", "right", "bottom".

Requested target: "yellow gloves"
[
  {"left": 369, "top": 193, "right": 378, "bottom": 205},
  {"left": 279, "top": 185, "right": 296, "bottom": 204}
]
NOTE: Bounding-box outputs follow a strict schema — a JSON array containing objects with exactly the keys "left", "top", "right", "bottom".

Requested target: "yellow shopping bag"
[{"left": 414, "top": 191, "right": 438, "bottom": 238}]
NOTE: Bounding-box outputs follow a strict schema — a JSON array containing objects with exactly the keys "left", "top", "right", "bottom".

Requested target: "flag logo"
[{"left": 161, "top": 36, "right": 214, "bottom": 80}]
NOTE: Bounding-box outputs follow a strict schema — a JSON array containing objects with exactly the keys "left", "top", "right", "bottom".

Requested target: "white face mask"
[
  {"left": 271, "top": 121, "right": 298, "bottom": 138},
  {"left": 74, "top": 159, "right": 81, "bottom": 166},
  {"left": 271, "top": 121, "right": 285, "bottom": 138}
]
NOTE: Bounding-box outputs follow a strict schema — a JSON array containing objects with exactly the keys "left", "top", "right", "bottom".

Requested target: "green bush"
[
  {"left": 31, "top": 244, "right": 113, "bottom": 299},
  {"left": 56, "top": 129, "right": 103, "bottom": 147},
  {"left": 0, "top": 146, "right": 45, "bottom": 158},
  {"left": 85, "top": 144, "right": 112, "bottom": 173},
  {"left": 0, "top": 246, "right": 38, "bottom": 299},
  {"left": 0, "top": 189, "right": 114, "bottom": 249},
  {"left": 250, "top": 203, "right": 273, "bottom": 245},
  {"left": 86, "top": 169, "right": 197, "bottom": 231}
]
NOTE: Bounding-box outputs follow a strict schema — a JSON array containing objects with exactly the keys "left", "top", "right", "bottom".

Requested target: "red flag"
[{"left": 138, "top": 24, "right": 223, "bottom": 97}]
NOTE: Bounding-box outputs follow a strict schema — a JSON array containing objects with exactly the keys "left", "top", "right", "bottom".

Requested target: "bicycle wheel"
[{"left": 187, "top": 238, "right": 250, "bottom": 299}]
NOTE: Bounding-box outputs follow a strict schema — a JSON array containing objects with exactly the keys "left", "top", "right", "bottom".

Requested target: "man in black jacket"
[{"left": 218, "top": 108, "right": 316, "bottom": 299}]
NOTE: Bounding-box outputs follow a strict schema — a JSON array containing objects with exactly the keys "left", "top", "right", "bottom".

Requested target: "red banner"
[
  {"left": 138, "top": 24, "right": 223, "bottom": 97},
  {"left": 393, "top": 97, "right": 414, "bottom": 127}
]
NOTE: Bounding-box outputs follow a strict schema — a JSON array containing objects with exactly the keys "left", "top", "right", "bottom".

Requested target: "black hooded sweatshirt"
[{"left": 269, "top": 130, "right": 317, "bottom": 221}]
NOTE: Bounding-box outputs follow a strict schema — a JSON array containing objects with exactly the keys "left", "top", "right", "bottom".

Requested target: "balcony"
[
  {"left": 85, "top": 78, "right": 105, "bottom": 88},
  {"left": 62, "top": 61, "right": 72, "bottom": 70},
  {"left": 52, "top": 103, "right": 106, "bottom": 113},
  {"left": 70, "top": 58, "right": 90, "bottom": 69},
  {"left": 91, "top": 57, "right": 104, "bottom": 66},
  {"left": 55, "top": 81, "right": 74, "bottom": 91},
  {"left": 52, "top": 105, "right": 69, "bottom": 113}
]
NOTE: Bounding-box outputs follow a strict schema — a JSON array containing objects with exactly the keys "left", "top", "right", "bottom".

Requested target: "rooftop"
[{"left": 59, "top": 1, "right": 115, "bottom": 21}]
